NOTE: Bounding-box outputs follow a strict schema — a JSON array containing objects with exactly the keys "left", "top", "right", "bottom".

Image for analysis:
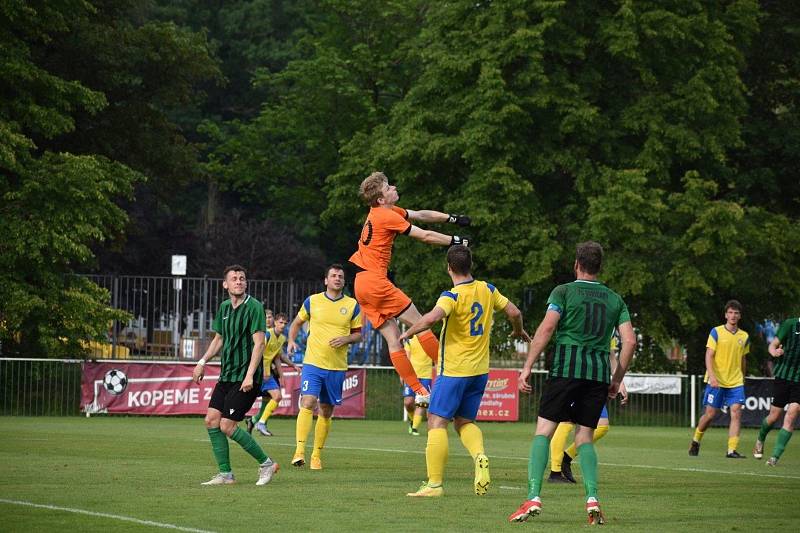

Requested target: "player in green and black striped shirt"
[
  {"left": 192, "top": 265, "right": 278, "bottom": 486},
  {"left": 753, "top": 316, "right": 800, "bottom": 465},
  {"left": 509, "top": 242, "right": 635, "bottom": 525}
]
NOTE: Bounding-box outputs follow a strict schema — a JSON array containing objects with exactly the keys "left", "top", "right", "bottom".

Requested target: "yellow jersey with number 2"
[{"left": 435, "top": 280, "right": 509, "bottom": 377}]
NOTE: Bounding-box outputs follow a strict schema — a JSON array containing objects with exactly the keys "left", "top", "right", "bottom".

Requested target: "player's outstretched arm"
[
  {"left": 518, "top": 310, "right": 560, "bottom": 393},
  {"left": 407, "top": 225, "right": 471, "bottom": 247},
  {"left": 400, "top": 307, "right": 446, "bottom": 343},
  {"left": 406, "top": 209, "right": 470, "bottom": 227},
  {"left": 503, "top": 301, "right": 531, "bottom": 343}
]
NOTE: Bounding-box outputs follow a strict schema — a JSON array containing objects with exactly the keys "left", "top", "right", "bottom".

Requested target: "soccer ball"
[{"left": 103, "top": 369, "right": 128, "bottom": 395}]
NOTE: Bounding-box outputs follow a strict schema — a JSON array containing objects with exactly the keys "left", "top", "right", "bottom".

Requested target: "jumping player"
[{"left": 350, "top": 171, "right": 471, "bottom": 405}]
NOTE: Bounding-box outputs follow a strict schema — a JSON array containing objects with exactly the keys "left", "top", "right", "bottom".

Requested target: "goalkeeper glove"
[
  {"left": 447, "top": 214, "right": 471, "bottom": 227},
  {"left": 450, "top": 235, "right": 473, "bottom": 247}
]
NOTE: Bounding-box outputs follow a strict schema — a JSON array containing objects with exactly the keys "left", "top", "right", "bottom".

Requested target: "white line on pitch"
[
  {"left": 194, "top": 439, "right": 800, "bottom": 481},
  {"left": 0, "top": 499, "right": 217, "bottom": 533}
]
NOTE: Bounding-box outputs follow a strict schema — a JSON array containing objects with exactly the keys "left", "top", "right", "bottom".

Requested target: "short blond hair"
[{"left": 359, "top": 171, "right": 388, "bottom": 206}]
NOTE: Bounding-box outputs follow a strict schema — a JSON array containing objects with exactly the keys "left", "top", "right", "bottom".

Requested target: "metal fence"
[
  {"left": 84, "top": 275, "right": 323, "bottom": 360},
  {"left": 0, "top": 358, "right": 702, "bottom": 426}
]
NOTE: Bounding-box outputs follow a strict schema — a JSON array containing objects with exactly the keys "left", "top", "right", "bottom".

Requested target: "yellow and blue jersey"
[
  {"left": 406, "top": 335, "right": 433, "bottom": 379},
  {"left": 435, "top": 280, "right": 509, "bottom": 377},
  {"left": 263, "top": 327, "right": 287, "bottom": 366},
  {"left": 705, "top": 325, "right": 750, "bottom": 387},
  {"left": 297, "top": 292, "right": 362, "bottom": 371}
]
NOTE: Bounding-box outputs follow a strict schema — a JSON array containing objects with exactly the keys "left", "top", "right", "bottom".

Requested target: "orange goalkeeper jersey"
[{"left": 349, "top": 206, "right": 411, "bottom": 274}]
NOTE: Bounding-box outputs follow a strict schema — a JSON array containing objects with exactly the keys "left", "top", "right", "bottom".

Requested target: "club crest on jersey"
[{"left": 340, "top": 307, "right": 348, "bottom": 315}]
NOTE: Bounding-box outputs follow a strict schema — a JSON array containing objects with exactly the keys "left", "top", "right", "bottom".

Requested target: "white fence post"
[{"left": 690, "top": 374, "right": 696, "bottom": 428}]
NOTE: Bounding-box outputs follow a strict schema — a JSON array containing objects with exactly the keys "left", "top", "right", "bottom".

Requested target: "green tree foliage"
[
  {"left": 323, "top": 0, "right": 800, "bottom": 371},
  {"left": 202, "top": 0, "right": 427, "bottom": 252},
  {"left": 0, "top": 1, "right": 142, "bottom": 356}
]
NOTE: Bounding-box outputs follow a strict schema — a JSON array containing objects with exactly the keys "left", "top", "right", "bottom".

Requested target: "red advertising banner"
[
  {"left": 81, "top": 362, "right": 366, "bottom": 418},
  {"left": 476, "top": 369, "right": 519, "bottom": 421}
]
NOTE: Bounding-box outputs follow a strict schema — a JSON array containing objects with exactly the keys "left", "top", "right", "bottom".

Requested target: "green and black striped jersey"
[
  {"left": 546, "top": 280, "right": 630, "bottom": 384},
  {"left": 774, "top": 317, "right": 800, "bottom": 382},
  {"left": 212, "top": 295, "right": 266, "bottom": 383}
]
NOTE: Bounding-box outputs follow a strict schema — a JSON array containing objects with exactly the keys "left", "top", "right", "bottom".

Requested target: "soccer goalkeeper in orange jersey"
[{"left": 349, "top": 171, "right": 471, "bottom": 405}]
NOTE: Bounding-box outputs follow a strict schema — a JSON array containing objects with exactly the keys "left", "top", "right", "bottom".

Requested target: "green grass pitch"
[{"left": 1, "top": 417, "right": 798, "bottom": 532}]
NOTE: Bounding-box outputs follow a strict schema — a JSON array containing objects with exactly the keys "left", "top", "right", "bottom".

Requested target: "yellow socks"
[
  {"left": 295, "top": 407, "right": 313, "bottom": 455},
  {"left": 727, "top": 436, "right": 739, "bottom": 454},
  {"left": 258, "top": 399, "right": 279, "bottom": 424},
  {"left": 550, "top": 422, "right": 574, "bottom": 471},
  {"left": 412, "top": 413, "right": 423, "bottom": 431},
  {"left": 426, "top": 428, "right": 448, "bottom": 486},
  {"left": 566, "top": 424, "right": 609, "bottom": 458},
  {"left": 693, "top": 428, "right": 705, "bottom": 443},
  {"left": 312, "top": 416, "right": 332, "bottom": 459},
  {"left": 458, "top": 422, "right": 485, "bottom": 458}
]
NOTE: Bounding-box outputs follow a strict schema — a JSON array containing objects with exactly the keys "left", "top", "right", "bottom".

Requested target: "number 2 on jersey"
[{"left": 470, "top": 302, "right": 484, "bottom": 336}]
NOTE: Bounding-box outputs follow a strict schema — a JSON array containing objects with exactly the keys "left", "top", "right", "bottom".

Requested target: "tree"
[
  {"left": 0, "top": 1, "right": 147, "bottom": 356},
  {"left": 325, "top": 0, "right": 800, "bottom": 372},
  {"left": 202, "top": 0, "right": 427, "bottom": 256}
]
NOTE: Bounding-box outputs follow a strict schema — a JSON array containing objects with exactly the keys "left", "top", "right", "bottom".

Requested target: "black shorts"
[
  {"left": 538, "top": 377, "right": 609, "bottom": 429},
  {"left": 772, "top": 378, "right": 800, "bottom": 408},
  {"left": 209, "top": 381, "right": 259, "bottom": 421}
]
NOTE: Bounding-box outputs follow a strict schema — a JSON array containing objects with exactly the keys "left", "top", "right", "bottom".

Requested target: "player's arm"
[
  {"left": 240, "top": 331, "right": 266, "bottom": 392},
  {"left": 262, "top": 331, "right": 272, "bottom": 379},
  {"left": 608, "top": 349, "right": 629, "bottom": 405},
  {"left": 741, "top": 350, "right": 747, "bottom": 377},
  {"left": 705, "top": 346, "right": 718, "bottom": 387},
  {"left": 272, "top": 358, "right": 284, "bottom": 382},
  {"left": 399, "top": 307, "right": 446, "bottom": 342},
  {"left": 609, "top": 321, "right": 635, "bottom": 401},
  {"left": 406, "top": 209, "right": 470, "bottom": 227},
  {"left": 278, "top": 351, "right": 298, "bottom": 369},
  {"left": 406, "top": 225, "right": 470, "bottom": 247},
  {"left": 287, "top": 315, "right": 307, "bottom": 354},
  {"left": 329, "top": 328, "right": 362, "bottom": 348},
  {"left": 503, "top": 301, "right": 531, "bottom": 343},
  {"left": 193, "top": 333, "right": 223, "bottom": 383},
  {"left": 519, "top": 310, "right": 560, "bottom": 393},
  {"left": 768, "top": 337, "right": 784, "bottom": 358}
]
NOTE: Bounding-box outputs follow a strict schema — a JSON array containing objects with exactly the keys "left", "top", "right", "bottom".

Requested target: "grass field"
[{"left": 1, "top": 417, "right": 798, "bottom": 532}]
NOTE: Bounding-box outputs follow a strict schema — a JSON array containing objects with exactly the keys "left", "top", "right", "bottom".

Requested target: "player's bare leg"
[{"left": 379, "top": 318, "right": 430, "bottom": 406}]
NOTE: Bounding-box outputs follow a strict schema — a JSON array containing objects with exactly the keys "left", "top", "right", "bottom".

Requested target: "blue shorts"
[
  {"left": 260, "top": 376, "right": 279, "bottom": 393},
  {"left": 600, "top": 404, "right": 609, "bottom": 419},
  {"left": 403, "top": 378, "right": 433, "bottom": 398},
  {"left": 429, "top": 374, "right": 489, "bottom": 420},
  {"left": 703, "top": 384, "right": 745, "bottom": 409},
  {"left": 300, "top": 363, "right": 346, "bottom": 406}
]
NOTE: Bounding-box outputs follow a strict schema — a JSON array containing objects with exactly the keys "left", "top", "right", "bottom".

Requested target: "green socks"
[
  {"left": 577, "top": 442, "right": 599, "bottom": 499},
  {"left": 772, "top": 429, "right": 793, "bottom": 459},
  {"left": 231, "top": 426, "right": 269, "bottom": 464},
  {"left": 207, "top": 428, "right": 231, "bottom": 473},
  {"left": 527, "top": 435, "right": 550, "bottom": 499},
  {"left": 758, "top": 417, "right": 774, "bottom": 443}
]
